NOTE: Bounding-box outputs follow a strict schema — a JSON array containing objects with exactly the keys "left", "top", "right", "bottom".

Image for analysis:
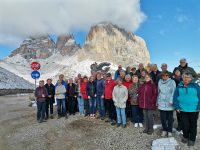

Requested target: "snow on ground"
[
  {"left": 0, "top": 67, "right": 34, "bottom": 89},
  {"left": 151, "top": 137, "right": 178, "bottom": 150},
  {"left": 0, "top": 52, "right": 119, "bottom": 85}
]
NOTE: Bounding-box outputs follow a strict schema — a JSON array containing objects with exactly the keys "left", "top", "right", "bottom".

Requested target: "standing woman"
[
  {"left": 157, "top": 71, "right": 176, "bottom": 137},
  {"left": 129, "top": 75, "right": 143, "bottom": 128},
  {"left": 45, "top": 79, "right": 55, "bottom": 119},
  {"left": 67, "top": 79, "right": 77, "bottom": 115},
  {"left": 112, "top": 78, "right": 128, "bottom": 128},
  {"left": 76, "top": 78, "right": 84, "bottom": 115},
  {"left": 81, "top": 76, "right": 89, "bottom": 117},
  {"left": 138, "top": 74, "right": 158, "bottom": 135},
  {"left": 173, "top": 73, "right": 200, "bottom": 146},
  {"left": 87, "top": 76, "right": 97, "bottom": 118}
]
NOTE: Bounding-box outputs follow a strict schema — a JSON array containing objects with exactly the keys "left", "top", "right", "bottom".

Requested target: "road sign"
[
  {"left": 31, "top": 62, "right": 41, "bottom": 70},
  {"left": 31, "top": 71, "right": 40, "bottom": 79}
]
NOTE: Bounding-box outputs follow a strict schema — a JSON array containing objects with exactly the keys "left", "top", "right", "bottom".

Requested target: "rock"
[
  {"left": 79, "top": 22, "right": 150, "bottom": 67},
  {"left": 10, "top": 35, "right": 56, "bottom": 59},
  {"left": 56, "top": 34, "right": 80, "bottom": 56}
]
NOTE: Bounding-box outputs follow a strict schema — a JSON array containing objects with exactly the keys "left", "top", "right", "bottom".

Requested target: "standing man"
[{"left": 114, "top": 65, "right": 123, "bottom": 80}]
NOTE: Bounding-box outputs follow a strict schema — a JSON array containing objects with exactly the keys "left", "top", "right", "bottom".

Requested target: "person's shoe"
[
  {"left": 147, "top": 130, "right": 153, "bottom": 135},
  {"left": 39, "top": 119, "right": 43, "bottom": 123},
  {"left": 181, "top": 137, "right": 188, "bottom": 144},
  {"left": 139, "top": 123, "right": 143, "bottom": 128},
  {"left": 122, "top": 124, "right": 126, "bottom": 128},
  {"left": 134, "top": 123, "right": 139, "bottom": 128},
  {"left": 50, "top": 115, "right": 53, "bottom": 119},
  {"left": 101, "top": 117, "right": 105, "bottom": 120},
  {"left": 168, "top": 132, "right": 172, "bottom": 137},
  {"left": 105, "top": 118, "right": 111, "bottom": 122},
  {"left": 117, "top": 123, "right": 121, "bottom": 127},
  {"left": 188, "top": 140, "right": 195, "bottom": 146},
  {"left": 111, "top": 120, "right": 116, "bottom": 126},
  {"left": 43, "top": 119, "right": 47, "bottom": 122},
  {"left": 57, "top": 115, "right": 61, "bottom": 119},
  {"left": 143, "top": 129, "right": 148, "bottom": 133},
  {"left": 161, "top": 131, "right": 167, "bottom": 137}
]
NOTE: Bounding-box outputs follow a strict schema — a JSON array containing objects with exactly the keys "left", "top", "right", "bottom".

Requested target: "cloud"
[
  {"left": 0, "top": 0, "right": 146, "bottom": 45},
  {"left": 175, "top": 15, "right": 190, "bottom": 23}
]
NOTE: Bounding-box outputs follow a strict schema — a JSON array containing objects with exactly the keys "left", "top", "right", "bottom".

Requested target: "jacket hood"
[{"left": 160, "top": 78, "right": 171, "bottom": 84}]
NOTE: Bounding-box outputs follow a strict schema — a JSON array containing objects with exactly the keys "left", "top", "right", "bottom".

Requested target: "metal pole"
[{"left": 35, "top": 78, "right": 36, "bottom": 89}]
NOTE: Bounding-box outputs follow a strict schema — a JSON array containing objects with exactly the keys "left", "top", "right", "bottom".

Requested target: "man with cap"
[{"left": 173, "top": 58, "right": 197, "bottom": 80}]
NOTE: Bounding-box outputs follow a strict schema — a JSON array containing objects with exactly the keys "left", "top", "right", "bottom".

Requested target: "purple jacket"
[
  {"left": 138, "top": 81, "right": 158, "bottom": 109},
  {"left": 35, "top": 86, "right": 48, "bottom": 102}
]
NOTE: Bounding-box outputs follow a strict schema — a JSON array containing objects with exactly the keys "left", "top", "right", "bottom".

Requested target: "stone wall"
[{"left": 0, "top": 89, "right": 34, "bottom": 96}]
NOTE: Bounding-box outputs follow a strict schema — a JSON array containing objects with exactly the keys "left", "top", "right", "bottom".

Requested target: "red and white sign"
[{"left": 31, "top": 62, "right": 41, "bottom": 70}]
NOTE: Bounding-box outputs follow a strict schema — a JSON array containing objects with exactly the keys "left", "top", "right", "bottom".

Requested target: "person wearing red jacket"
[
  {"left": 104, "top": 73, "right": 117, "bottom": 125},
  {"left": 81, "top": 76, "right": 89, "bottom": 117},
  {"left": 123, "top": 74, "right": 133, "bottom": 121},
  {"left": 138, "top": 74, "right": 158, "bottom": 135}
]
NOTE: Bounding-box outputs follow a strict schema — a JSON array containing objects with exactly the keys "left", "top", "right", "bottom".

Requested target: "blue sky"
[{"left": 0, "top": 0, "right": 200, "bottom": 72}]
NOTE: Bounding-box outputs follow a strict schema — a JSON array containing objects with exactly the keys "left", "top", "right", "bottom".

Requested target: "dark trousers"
[
  {"left": 176, "top": 111, "right": 181, "bottom": 129},
  {"left": 45, "top": 99, "right": 54, "bottom": 118},
  {"left": 131, "top": 105, "right": 143, "bottom": 123},
  {"left": 143, "top": 109, "right": 154, "bottom": 131},
  {"left": 84, "top": 99, "right": 89, "bottom": 116},
  {"left": 180, "top": 111, "right": 199, "bottom": 141},
  {"left": 68, "top": 96, "right": 75, "bottom": 114},
  {"left": 105, "top": 99, "right": 117, "bottom": 121},
  {"left": 126, "top": 101, "right": 132, "bottom": 119},
  {"left": 37, "top": 101, "right": 46, "bottom": 121},
  {"left": 160, "top": 110, "right": 173, "bottom": 132}
]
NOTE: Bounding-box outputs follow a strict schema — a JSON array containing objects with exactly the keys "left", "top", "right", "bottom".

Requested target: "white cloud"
[
  {"left": 175, "top": 15, "right": 190, "bottom": 23},
  {"left": 0, "top": 0, "right": 146, "bottom": 45}
]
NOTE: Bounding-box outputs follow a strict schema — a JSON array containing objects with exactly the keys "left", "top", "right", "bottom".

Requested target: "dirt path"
[{"left": 0, "top": 95, "right": 200, "bottom": 150}]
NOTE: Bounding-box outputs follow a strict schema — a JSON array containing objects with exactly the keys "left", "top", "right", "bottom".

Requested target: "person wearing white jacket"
[
  {"left": 55, "top": 80, "right": 67, "bottom": 119},
  {"left": 112, "top": 78, "right": 128, "bottom": 128},
  {"left": 157, "top": 71, "right": 176, "bottom": 137}
]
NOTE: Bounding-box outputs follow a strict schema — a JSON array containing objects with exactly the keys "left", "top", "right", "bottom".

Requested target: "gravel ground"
[{"left": 0, "top": 95, "right": 200, "bottom": 150}]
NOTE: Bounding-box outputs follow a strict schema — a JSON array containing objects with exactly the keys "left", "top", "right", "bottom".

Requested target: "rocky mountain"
[
  {"left": 0, "top": 67, "right": 34, "bottom": 89},
  {"left": 79, "top": 22, "right": 150, "bottom": 66},
  {"left": 56, "top": 34, "right": 80, "bottom": 56},
  {"left": 10, "top": 35, "right": 56, "bottom": 59},
  {"left": 0, "top": 22, "right": 151, "bottom": 86}
]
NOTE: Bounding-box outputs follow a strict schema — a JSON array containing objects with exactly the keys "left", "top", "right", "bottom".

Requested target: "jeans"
[
  {"left": 180, "top": 111, "right": 199, "bottom": 141},
  {"left": 84, "top": 99, "right": 89, "bottom": 116},
  {"left": 68, "top": 96, "right": 75, "bottom": 114},
  {"left": 131, "top": 105, "right": 143, "bottom": 123},
  {"left": 89, "top": 97, "right": 96, "bottom": 114},
  {"left": 77, "top": 96, "right": 84, "bottom": 114},
  {"left": 37, "top": 101, "right": 46, "bottom": 121},
  {"left": 160, "top": 110, "right": 173, "bottom": 132},
  {"left": 143, "top": 109, "right": 154, "bottom": 131},
  {"left": 57, "top": 99, "right": 66, "bottom": 116},
  {"left": 105, "top": 99, "right": 117, "bottom": 121},
  {"left": 116, "top": 107, "right": 126, "bottom": 125},
  {"left": 97, "top": 96, "right": 105, "bottom": 117}
]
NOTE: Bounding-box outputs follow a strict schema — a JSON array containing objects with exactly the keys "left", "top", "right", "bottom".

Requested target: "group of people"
[{"left": 35, "top": 58, "right": 200, "bottom": 146}]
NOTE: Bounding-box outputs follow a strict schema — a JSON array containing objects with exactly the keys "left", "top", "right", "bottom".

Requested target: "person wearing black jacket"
[
  {"left": 150, "top": 64, "right": 161, "bottom": 86},
  {"left": 67, "top": 78, "right": 77, "bottom": 115},
  {"left": 45, "top": 79, "right": 55, "bottom": 119}
]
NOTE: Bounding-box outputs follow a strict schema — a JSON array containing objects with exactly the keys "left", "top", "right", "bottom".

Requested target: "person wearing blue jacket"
[
  {"left": 173, "top": 73, "right": 200, "bottom": 146},
  {"left": 157, "top": 71, "right": 176, "bottom": 137},
  {"left": 114, "top": 65, "right": 123, "bottom": 80},
  {"left": 96, "top": 72, "right": 105, "bottom": 120}
]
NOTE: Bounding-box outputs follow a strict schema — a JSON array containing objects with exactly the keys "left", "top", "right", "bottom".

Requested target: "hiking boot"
[
  {"left": 117, "top": 123, "right": 121, "bottom": 127},
  {"left": 57, "top": 115, "right": 61, "bottom": 119},
  {"left": 188, "top": 140, "right": 195, "bottom": 146},
  {"left": 111, "top": 120, "right": 116, "bottom": 126},
  {"left": 50, "top": 115, "right": 53, "bottom": 119},
  {"left": 161, "top": 131, "right": 167, "bottom": 137},
  {"left": 181, "top": 137, "right": 188, "bottom": 144}
]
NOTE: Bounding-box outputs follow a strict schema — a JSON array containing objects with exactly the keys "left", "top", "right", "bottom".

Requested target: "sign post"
[{"left": 31, "top": 62, "right": 41, "bottom": 89}]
